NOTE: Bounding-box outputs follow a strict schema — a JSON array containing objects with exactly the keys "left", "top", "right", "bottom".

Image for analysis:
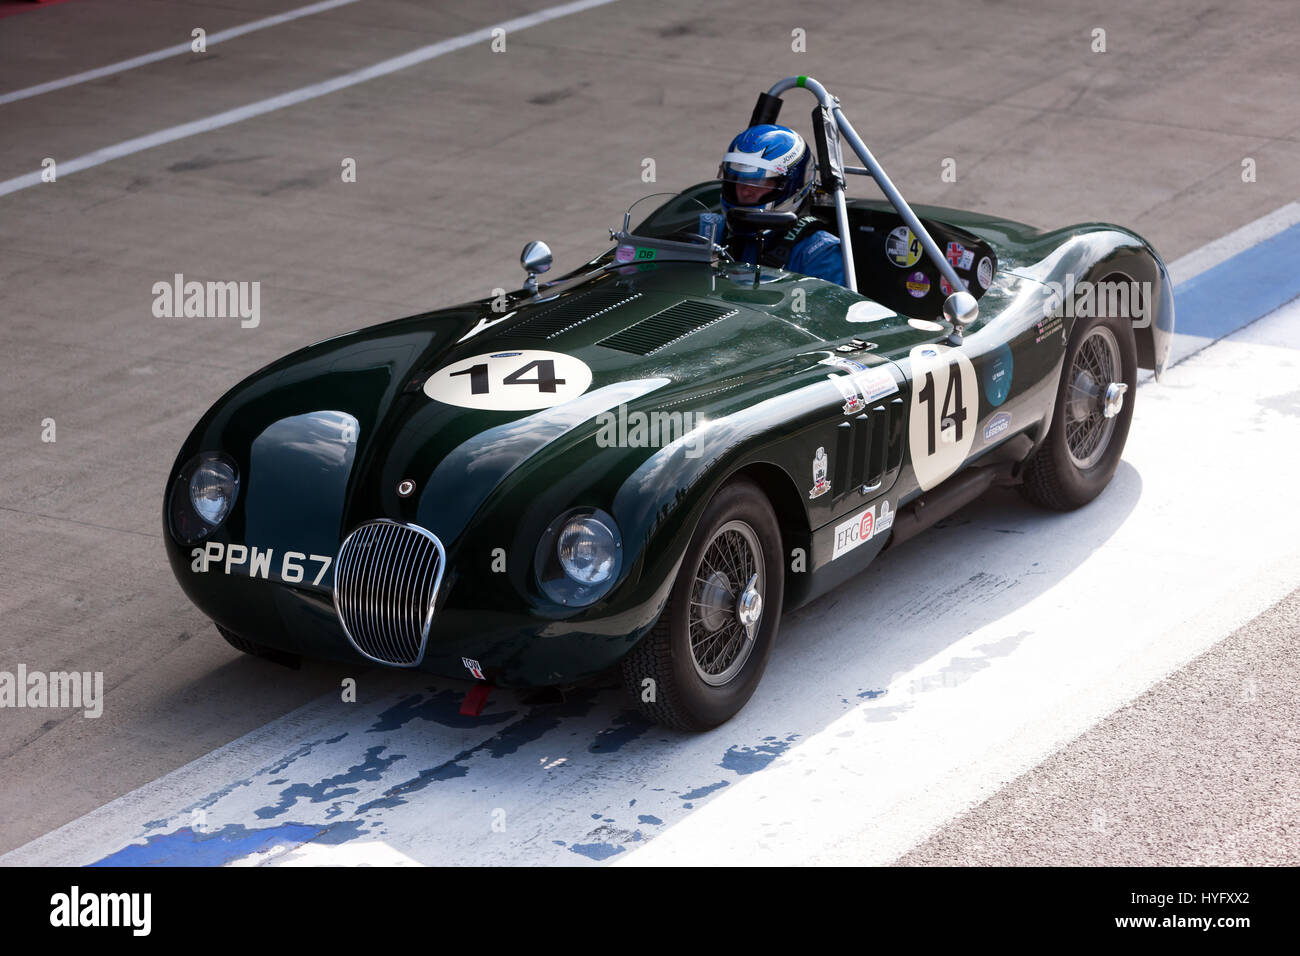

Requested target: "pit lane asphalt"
[{"left": 1, "top": 0, "right": 1298, "bottom": 861}]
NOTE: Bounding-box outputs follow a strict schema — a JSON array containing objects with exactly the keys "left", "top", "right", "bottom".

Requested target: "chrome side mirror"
[{"left": 521, "top": 240, "right": 553, "bottom": 293}]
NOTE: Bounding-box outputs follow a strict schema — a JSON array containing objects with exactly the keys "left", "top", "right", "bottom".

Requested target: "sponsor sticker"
[
  {"left": 615, "top": 245, "right": 635, "bottom": 263},
  {"left": 831, "top": 499, "right": 895, "bottom": 560},
  {"left": 876, "top": 499, "right": 895, "bottom": 533},
  {"left": 821, "top": 355, "right": 868, "bottom": 373},
  {"left": 809, "top": 446, "right": 830, "bottom": 499},
  {"left": 940, "top": 275, "right": 970, "bottom": 296},
  {"left": 462, "top": 657, "right": 485, "bottom": 680},
  {"left": 853, "top": 366, "right": 899, "bottom": 404},
  {"left": 983, "top": 411, "right": 1012, "bottom": 443},
  {"left": 825, "top": 364, "right": 899, "bottom": 415},
  {"left": 828, "top": 374, "right": 866, "bottom": 414},
  {"left": 885, "top": 226, "right": 922, "bottom": 268},
  {"left": 983, "top": 343, "right": 1013, "bottom": 407},
  {"left": 977, "top": 256, "right": 994, "bottom": 289},
  {"left": 946, "top": 241, "right": 974, "bottom": 271},
  {"left": 906, "top": 271, "right": 931, "bottom": 298}
]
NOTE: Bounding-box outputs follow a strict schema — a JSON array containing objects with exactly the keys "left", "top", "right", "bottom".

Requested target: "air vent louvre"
[
  {"left": 598, "top": 300, "right": 738, "bottom": 355},
  {"left": 511, "top": 288, "right": 641, "bottom": 339}
]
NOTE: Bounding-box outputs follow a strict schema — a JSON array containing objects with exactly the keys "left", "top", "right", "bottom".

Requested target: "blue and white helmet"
[{"left": 718, "top": 124, "right": 814, "bottom": 218}]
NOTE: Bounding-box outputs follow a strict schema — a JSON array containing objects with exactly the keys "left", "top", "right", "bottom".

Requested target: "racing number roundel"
[
  {"left": 423, "top": 350, "right": 593, "bottom": 411},
  {"left": 908, "top": 344, "right": 977, "bottom": 491}
]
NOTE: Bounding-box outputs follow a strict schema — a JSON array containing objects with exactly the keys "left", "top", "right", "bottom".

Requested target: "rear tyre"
[
  {"left": 1020, "top": 307, "right": 1138, "bottom": 511},
  {"left": 621, "top": 478, "right": 784, "bottom": 731}
]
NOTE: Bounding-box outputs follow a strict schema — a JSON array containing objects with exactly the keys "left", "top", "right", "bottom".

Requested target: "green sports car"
[{"left": 163, "top": 76, "right": 1174, "bottom": 730}]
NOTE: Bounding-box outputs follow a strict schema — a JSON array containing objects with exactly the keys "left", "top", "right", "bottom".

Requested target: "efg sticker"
[
  {"left": 424, "top": 349, "right": 593, "bottom": 411},
  {"left": 982, "top": 412, "right": 1012, "bottom": 444},
  {"left": 809, "top": 446, "right": 830, "bottom": 499},
  {"left": 983, "top": 343, "right": 1013, "bottom": 407},
  {"left": 908, "top": 343, "right": 978, "bottom": 491},
  {"left": 906, "top": 271, "right": 931, "bottom": 298},
  {"left": 885, "top": 226, "right": 922, "bottom": 268},
  {"left": 908, "top": 318, "right": 945, "bottom": 333},
  {"left": 977, "top": 256, "right": 994, "bottom": 289},
  {"left": 831, "top": 499, "right": 896, "bottom": 560},
  {"left": 846, "top": 300, "right": 894, "bottom": 323}
]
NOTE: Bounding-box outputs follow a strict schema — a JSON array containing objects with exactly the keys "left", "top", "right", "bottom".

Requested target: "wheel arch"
[{"left": 724, "top": 460, "right": 813, "bottom": 606}]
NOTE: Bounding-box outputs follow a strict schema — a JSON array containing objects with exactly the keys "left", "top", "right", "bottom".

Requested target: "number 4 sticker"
[
  {"left": 908, "top": 344, "right": 977, "bottom": 490},
  {"left": 424, "top": 350, "right": 593, "bottom": 411}
]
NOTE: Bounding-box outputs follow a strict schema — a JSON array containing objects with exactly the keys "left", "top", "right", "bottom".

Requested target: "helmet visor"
[{"left": 719, "top": 166, "right": 788, "bottom": 208}]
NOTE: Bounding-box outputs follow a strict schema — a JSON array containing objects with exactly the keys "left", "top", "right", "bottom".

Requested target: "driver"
[{"left": 717, "top": 124, "right": 846, "bottom": 286}]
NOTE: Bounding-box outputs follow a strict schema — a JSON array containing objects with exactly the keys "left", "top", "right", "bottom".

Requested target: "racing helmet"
[{"left": 718, "top": 124, "right": 814, "bottom": 220}]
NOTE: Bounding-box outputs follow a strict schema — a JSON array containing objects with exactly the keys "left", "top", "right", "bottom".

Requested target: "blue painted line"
[
  {"left": 1173, "top": 222, "right": 1300, "bottom": 344},
  {"left": 91, "top": 823, "right": 334, "bottom": 867}
]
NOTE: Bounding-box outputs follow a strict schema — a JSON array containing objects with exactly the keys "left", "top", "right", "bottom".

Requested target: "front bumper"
[{"left": 163, "top": 529, "right": 663, "bottom": 687}]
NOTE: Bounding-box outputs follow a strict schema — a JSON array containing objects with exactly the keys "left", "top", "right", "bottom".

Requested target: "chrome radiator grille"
[{"left": 333, "top": 519, "right": 446, "bottom": 667}]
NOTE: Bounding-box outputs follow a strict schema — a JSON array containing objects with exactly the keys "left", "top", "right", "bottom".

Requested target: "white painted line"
[
  {"left": 1167, "top": 200, "right": 1300, "bottom": 285},
  {"left": 0, "top": 0, "right": 625, "bottom": 198},
  {"left": 0, "top": 0, "right": 364, "bottom": 107}
]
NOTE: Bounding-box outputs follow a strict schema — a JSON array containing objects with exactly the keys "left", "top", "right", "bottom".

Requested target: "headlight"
[
  {"left": 557, "top": 516, "right": 618, "bottom": 585},
  {"left": 190, "top": 459, "right": 238, "bottom": 525},
  {"left": 169, "top": 452, "right": 240, "bottom": 543},
  {"left": 535, "top": 508, "right": 622, "bottom": 607}
]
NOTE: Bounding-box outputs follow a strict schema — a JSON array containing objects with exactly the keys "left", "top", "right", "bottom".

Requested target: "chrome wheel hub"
[
  {"left": 736, "top": 573, "right": 763, "bottom": 638},
  {"left": 1103, "top": 381, "right": 1129, "bottom": 419}
]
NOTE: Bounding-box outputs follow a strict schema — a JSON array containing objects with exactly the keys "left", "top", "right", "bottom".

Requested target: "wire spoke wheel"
[
  {"left": 688, "top": 519, "right": 764, "bottom": 686},
  {"left": 1064, "top": 325, "right": 1122, "bottom": 469},
  {"left": 621, "top": 477, "right": 784, "bottom": 730}
]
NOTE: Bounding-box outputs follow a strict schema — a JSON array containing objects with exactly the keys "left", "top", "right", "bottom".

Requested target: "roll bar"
[{"left": 758, "top": 75, "right": 977, "bottom": 341}]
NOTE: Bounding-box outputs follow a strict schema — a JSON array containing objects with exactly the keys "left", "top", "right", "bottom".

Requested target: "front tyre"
[
  {"left": 1020, "top": 307, "right": 1138, "bottom": 510},
  {"left": 621, "top": 478, "right": 784, "bottom": 731}
]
